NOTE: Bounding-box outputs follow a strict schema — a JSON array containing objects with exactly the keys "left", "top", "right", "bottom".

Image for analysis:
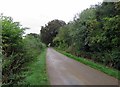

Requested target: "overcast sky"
[{"left": 0, "top": 0, "right": 103, "bottom": 34}]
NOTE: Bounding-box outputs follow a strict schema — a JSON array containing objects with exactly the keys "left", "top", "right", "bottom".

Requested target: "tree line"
[{"left": 40, "top": 2, "right": 120, "bottom": 70}]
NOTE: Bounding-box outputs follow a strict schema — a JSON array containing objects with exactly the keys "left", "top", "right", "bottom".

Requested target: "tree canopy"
[{"left": 40, "top": 19, "right": 66, "bottom": 46}]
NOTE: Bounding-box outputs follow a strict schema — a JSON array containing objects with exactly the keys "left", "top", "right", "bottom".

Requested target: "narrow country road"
[{"left": 46, "top": 48, "right": 119, "bottom": 85}]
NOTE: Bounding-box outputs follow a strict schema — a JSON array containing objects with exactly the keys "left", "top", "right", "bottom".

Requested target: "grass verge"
[
  {"left": 55, "top": 49, "right": 120, "bottom": 80},
  {"left": 23, "top": 48, "right": 49, "bottom": 85}
]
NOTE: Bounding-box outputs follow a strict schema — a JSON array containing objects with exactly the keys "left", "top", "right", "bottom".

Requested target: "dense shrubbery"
[
  {"left": 1, "top": 15, "right": 45, "bottom": 85},
  {"left": 23, "top": 34, "right": 45, "bottom": 62},
  {"left": 54, "top": 2, "right": 120, "bottom": 70}
]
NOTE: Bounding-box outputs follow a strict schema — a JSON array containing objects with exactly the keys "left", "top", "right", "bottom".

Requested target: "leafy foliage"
[
  {"left": 1, "top": 15, "right": 45, "bottom": 85},
  {"left": 40, "top": 19, "right": 66, "bottom": 46},
  {"left": 54, "top": 2, "right": 120, "bottom": 70}
]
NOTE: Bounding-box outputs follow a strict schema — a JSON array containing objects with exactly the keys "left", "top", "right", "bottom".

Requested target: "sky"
[{"left": 0, "top": 0, "right": 103, "bottom": 34}]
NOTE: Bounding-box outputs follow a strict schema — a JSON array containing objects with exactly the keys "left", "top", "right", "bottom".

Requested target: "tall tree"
[{"left": 40, "top": 19, "right": 66, "bottom": 46}]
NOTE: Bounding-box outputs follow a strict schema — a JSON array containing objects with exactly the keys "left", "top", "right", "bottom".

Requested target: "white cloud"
[{"left": 0, "top": 0, "right": 103, "bottom": 34}]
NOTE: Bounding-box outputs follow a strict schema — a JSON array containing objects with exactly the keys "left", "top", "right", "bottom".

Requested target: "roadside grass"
[
  {"left": 23, "top": 48, "right": 50, "bottom": 85},
  {"left": 55, "top": 49, "right": 120, "bottom": 80}
]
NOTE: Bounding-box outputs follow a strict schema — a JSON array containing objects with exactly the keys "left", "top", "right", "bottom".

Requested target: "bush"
[{"left": 1, "top": 15, "right": 46, "bottom": 85}]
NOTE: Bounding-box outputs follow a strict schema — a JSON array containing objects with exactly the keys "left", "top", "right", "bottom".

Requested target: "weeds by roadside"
[{"left": 22, "top": 48, "right": 50, "bottom": 85}]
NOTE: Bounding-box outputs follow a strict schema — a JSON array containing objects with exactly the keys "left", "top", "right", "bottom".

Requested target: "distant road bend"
[{"left": 46, "top": 48, "right": 119, "bottom": 85}]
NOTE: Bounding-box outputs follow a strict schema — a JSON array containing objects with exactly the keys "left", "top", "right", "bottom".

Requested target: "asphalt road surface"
[{"left": 46, "top": 48, "right": 119, "bottom": 85}]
